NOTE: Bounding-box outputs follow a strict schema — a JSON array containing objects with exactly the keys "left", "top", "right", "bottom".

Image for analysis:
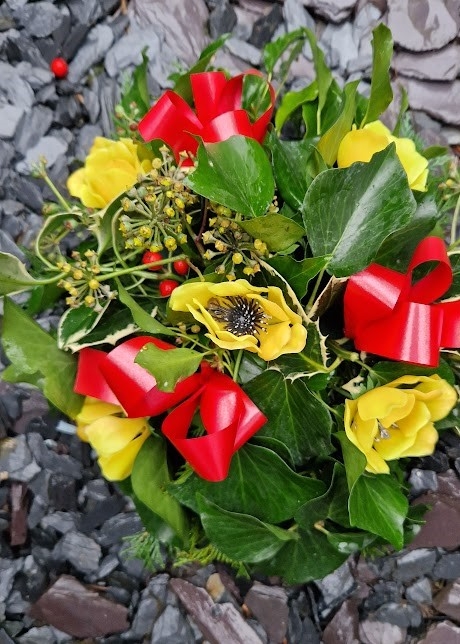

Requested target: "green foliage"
[{"left": 135, "top": 343, "right": 202, "bottom": 392}]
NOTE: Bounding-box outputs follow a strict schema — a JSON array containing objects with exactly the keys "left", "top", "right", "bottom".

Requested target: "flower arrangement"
[{"left": 2, "top": 26, "right": 460, "bottom": 583}]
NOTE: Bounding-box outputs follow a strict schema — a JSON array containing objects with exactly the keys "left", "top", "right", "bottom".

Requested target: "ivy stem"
[
  {"left": 449, "top": 193, "right": 460, "bottom": 247},
  {"left": 306, "top": 268, "right": 325, "bottom": 311},
  {"left": 98, "top": 254, "right": 188, "bottom": 281},
  {"left": 232, "top": 349, "right": 244, "bottom": 383},
  {"left": 39, "top": 170, "right": 72, "bottom": 212}
]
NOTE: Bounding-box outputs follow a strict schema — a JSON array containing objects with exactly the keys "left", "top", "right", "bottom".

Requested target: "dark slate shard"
[
  {"left": 61, "top": 23, "right": 91, "bottom": 61},
  {"left": 150, "top": 604, "right": 196, "bottom": 644},
  {"left": 359, "top": 619, "right": 406, "bottom": 644},
  {"left": 27, "top": 433, "right": 82, "bottom": 480},
  {"left": 7, "top": 174, "right": 43, "bottom": 211},
  {"left": 433, "top": 553, "right": 460, "bottom": 580},
  {"left": 41, "top": 511, "right": 78, "bottom": 535},
  {"left": 52, "top": 5, "right": 71, "bottom": 48},
  {"left": 170, "top": 578, "right": 264, "bottom": 644},
  {"left": 17, "top": 626, "right": 55, "bottom": 644},
  {"left": 53, "top": 531, "right": 101, "bottom": 575},
  {"left": 405, "top": 577, "right": 433, "bottom": 605},
  {"left": 0, "top": 435, "right": 40, "bottom": 483},
  {"left": 96, "top": 512, "right": 143, "bottom": 547},
  {"left": 5, "top": 589, "right": 30, "bottom": 615},
  {"left": 363, "top": 580, "right": 403, "bottom": 612},
  {"left": 0, "top": 141, "right": 14, "bottom": 169},
  {"left": 129, "top": 593, "right": 162, "bottom": 640},
  {"left": 0, "top": 105, "right": 25, "bottom": 139},
  {"left": 74, "top": 123, "right": 102, "bottom": 160},
  {"left": 53, "top": 95, "right": 83, "bottom": 128},
  {"left": 105, "top": 585, "right": 132, "bottom": 607},
  {"left": 85, "top": 478, "right": 111, "bottom": 502},
  {"left": 15, "top": 555, "right": 48, "bottom": 603},
  {"left": 374, "top": 601, "right": 422, "bottom": 628},
  {"left": 79, "top": 495, "right": 126, "bottom": 534},
  {"left": 4, "top": 32, "right": 48, "bottom": 67},
  {"left": 18, "top": 1, "right": 63, "bottom": 38},
  {"left": 0, "top": 629, "right": 15, "bottom": 644},
  {"left": 48, "top": 474, "right": 77, "bottom": 511},
  {"left": 248, "top": 4, "right": 283, "bottom": 49},
  {"left": 147, "top": 573, "right": 170, "bottom": 604},
  {"left": 29, "top": 575, "right": 129, "bottom": 638},
  {"left": 209, "top": 0, "right": 237, "bottom": 38},
  {"left": 414, "top": 450, "right": 449, "bottom": 473},
  {"left": 315, "top": 560, "right": 356, "bottom": 617},
  {"left": 67, "top": 24, "right": 114, "bottom": 84},
  {"left": 0, "top": 230, "right": 25, "bottom": 261},
  {"left": 68, "top": 0, "right": 102, "bottom": 25},
  {"left": 244, "top": 582, "right": 288, "bottom": 643},
  {"left": 14, "top": 105, "right": 53, "bottom": 157},
  {"left": 393, "top": 549, "right": 437, "bottom": 582},
  {"left": 0, "top": 558, "right": 22, "bottom": 603},
  {"left": 96, "top": 554, "right": 119, "bottom": 580}
]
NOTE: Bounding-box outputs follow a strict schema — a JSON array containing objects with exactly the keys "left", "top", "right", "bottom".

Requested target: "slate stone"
[
  {"left": 0, "top": 229, "right": 25, "bottom": 260},
  {"left": 209, "top": 0, "right": 237, "bottom": 38},
  {"left": 61, "top": 23, "right": 91, "bottom": 62},
  {"left": 41, "top": 512, "right": 78, "bottom": 535},
  {"left": 244, "top": 582, "right": 288, "bottom": 643},
  {"left": 248, "top": 4, "right": 283, "bottom": 48},
  {"left": 67, "top": 24, "right": 114, "bottom": 84},
  {"left": 53, "top": 96, "right": 82, "bottom": 128},
  {"left": 85, "top": 478, "right": 111, "bottom": 502},
  {"left": 322, "top": 599, "right": 360, "bottom": 644},
  {"left": 48, "top": 474, "right": 77, "bottom": 511},
  {"left": 0, "top": 435, "right": 40, "bottom": 483},
  {"left": 29, "top": 575, "right": 129, "bottom": 638},
  {"left": 150, "top": 604, "right": 196, "bottom": 644},
  {"left": 359, "top": 619, "right": 406, "bottom": 644},
  {"left": 393, "top": 548, "right": 437, "bottom": 581},
  {"left": 170, "top": 578, "right": 264, "bottom": 644},
  {"left": 0, "top": 142, "right": 14, "bottom": 169},
  {"left": 415, "top": 450, "right": 449, "bottom": 473},
  {"left": 96, "top": 554, "right": 119, "bottom": 579},
  {"left": 96, "top": 512, "right": 143, "bottom": 547},
  {"left": 17, "top": 626, "right": 55, "bottom": 644},
  {"left": 0, "top": 629, "right": 14, "bottom": 644},
  {"left": 79, "top": 495, "right": 125, "bottom": 533},
  {"left": 27, "top": 434, "right": 82, "bottom": 480},
  {"left": 421, "top": 620, "right": 460, "bottom": 644},
  {"left": 16, "top": 135, "right": 69, "bottom": 175},
  {"left": 363, "top": 580, "right": 402, "bottom": 612},
  {"left": 320, "top": 20, "right": 358, "bottom": 72},
  {"left": 16, "top": 554, "right": 48, "bottom": 602},
  {"left": 432, "top": 553, "right": 460, "bottom": 580},
  {"left": 393, "top": 45, "right": 460, "bottom": 82},
  {"left": 19, "top": 2, "right": 63, "bottom": 38},
  {"left": 284, "top": 0, "right": 315, "bottom": 34},
  {"left": 6, "top": 174, "right": 42, "bottom": 211},
  {"left": 74, "top": 124, "right": 102, "bottom": 160},
  {"left": 374, "top": 601, "right": 422, "bottom": 628},
  {"left": 129, "top": 594, "right": 162, "bottom": 639},
  {"left": 388, "top": 0, "right": 459, "bottom": 52},
  {"left": 315, "top": 560, "right": 356, "bottom": 616},
  {"left": 0, "top": 105, "right": 25, "bottom": 139},
  {"left": 0, "top": 558, "right": 22, "bottom": 603},
  {"left": 53, "top": 531, "right": 101, "bottom": 575},
  {"left": 5, "top": 589, "right": 30, "bottom": 615},
  {"left": 14, "top": 105, "right": 53, "bottom": 156},
  {"left": 104, "top": 27, "right": 161, "bottom": 78},
  {"left": 301, "top": 0, "right": 357, "bottom": 23},
  {"left": 433, "top": 580, "right": 460, "bottom": 621},
  {"left": 405, "top": 577, "right": 433, "bottom": 604},
  {"left": 225, "top": 37, "right": 261, "bottom": 65},
  {"left": 147, "top": 573, "right": 170, "bottom": 604}
]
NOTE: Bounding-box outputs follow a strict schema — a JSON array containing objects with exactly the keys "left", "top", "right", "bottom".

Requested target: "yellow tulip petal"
[
  {"left": 357, "top": 387, "right": 413, "bottom": 422},
  {"left": 67, "top": 167, "right": 86, "bottom": 198},
  {"left": 396, "top": 401, "right": 431, "bottom": 436},
  {"left": 278, "top": 323, "right": 307, "bottom": 355},
  {"left": 353, "top": 416, "right": 379, "bottom": 453},
  {"left": 258, "top": 321, "right": 292, "bottom": 361},
  {"left": 414, "top": 379, "right": 457, "bottom": 421},
  {"left": 399, "top": 423, "right": 438, "bottom": 458},
  {"left": 411, "top": 168, "right": 429, "bottom": 192},
  {"left": 393, "top": 137, "right": 428, "bottom": 191},
  {"left": 76, "top": 400, "right": 121, "bottom": 424},
  {"left": 98, "top": 432, "right": 149, "bottom": 481},
  {"left": 205, "top": 332, "right": 258, "bottom": 353},
  {"left": 373, "top": 427, "right": 415, "bottom": 460},
  {"left": 365, "top": 448, "right": 390, "bottom": 474},
  {"left": 86, "top": 417, "right": 149, "bottom": 455},
  {"left": 337, "top": 128, "right": 388, "bottom": 168},
  {"left": 364, "top": 121, "right": 393, "bottom": 138},
  {"left": 170, "top": 282, "right": 214, "bottom": 311}
]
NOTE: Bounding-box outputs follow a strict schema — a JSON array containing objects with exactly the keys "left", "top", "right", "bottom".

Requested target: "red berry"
[
  {"left": 142, "top": 251, "right": 163, "bottom": 271},
  {"left": 50, "top": 57, "right": 69, "bottom": 79},
  {"left": 173, "top": 259, "right": 189, "bottom": 276},
  {"left": 159, "top": 279, "right": 179, "bottom": 297}
]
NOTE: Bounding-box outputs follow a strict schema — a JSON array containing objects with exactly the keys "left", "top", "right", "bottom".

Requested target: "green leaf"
[
  {"left": 336, "top": 431, "right": 367, "bottom": 491},
  {"left": 274, "top": 82, "right": 318, "bottom": 132},
  {"left": 305, "top": 29, "right": 333, "bottom": 134},
  {"left": 57, "top": 304, "right": 107, "bottom": 350},
  {"left": 197, "top": 495, "right": 296, "bottom": 563},
  {"left": 2, "top": 298, "right": 82, "bottom": 418},
  {"left": 446, "top": 252, "right": 460, "bottom": 298},
  {"left": 267, "top": 255, "right": 329, "bottom": 299},
  {"left": 65, "top": 307, "right": 138, "bottom": 352},
  {"left": 94, "top": 195, "right": 124, "bottom": 254},
  {"left": 375, "top": 198, "right": 441, "bottom": 270},
  {"left": 392, "top": 86, "right": 409, "bottom": 136},
  {"left": 131, "top": 435, "right": 189, "bottom": 544},
  {"left": 135, "top": 343, "right": 202, "bottom": 392},
  {"left": 318, "top": 80, "right": 359, "bottom": 166},
  {"left": 302, "top": 145, "right": 417, "bottom": 277},
  {"left": 173, "top": 35, "right": 229, "bottom": 103},
  {"left": 263, "top": 27, "right": 308, "bottom": 76},
  {"left": 244, "top": 370, "right": 333, "bottom": 466},
  {"left": 258, "top": 525, "right": 347, "bottom": 583},
  {"left": 121, "top": 48, "right": 150, "bottom": 115},
  {"left": 349, "top": 473, "right": 408, "bottom": 549},
  {"left": 326, "top": 530, "right": 377, "bottom": 555},
  {"left": 185, "top": 136, "right": 275, "bottom": 218},
  {"left": 372, "top": 359, "right": 455, "bottom": 386},
  {"left": 0, "top": 252, "right": 41, "bottom": 295},
  {"left": 239, "top": 214, "right": 305, "bottom": 252},
  {"left": 117, "top": 280, "right": 175, "bottom": 336},
  {"left": 170, "top": 443, "right": 326, "bottom": 523},
  {"left": 266, "top": 132, "right": 316, "bottom": 210},
  {"left": 361, "top": 24, "right": 393, "bottom": 126}
]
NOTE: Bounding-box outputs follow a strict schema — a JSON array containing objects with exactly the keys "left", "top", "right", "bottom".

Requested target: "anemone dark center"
[{"left": 207, "top": 296, "right": 268, "bottom": 337}]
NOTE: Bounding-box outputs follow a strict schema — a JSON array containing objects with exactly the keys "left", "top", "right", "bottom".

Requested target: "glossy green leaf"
[
  {"left": 326, "top": 530, "right": 377, "bottom": 555},
  {"left": 349, "top": 473, "right": 408, "bottom": 549},
  {"left": 57, "top": 303, "right": 108, "bottom": 350},
  {"left": 392, "top": 86, "right": 409, "bottom": 136},
  {"left": 361, "top": 24, "right": 393, "bottom": 126},
  {"left": 239, "top": 214, "right": 305, "bottom": 252},
  {"left": 302, "top": 145, "right": 417, "bottom": 277},
  {"left": 274, "top": 82, "right": 318, "bottom": 132},
  {"left": 446, "top": 252, "right": 460, "bottom": 298},
  {"left": 197, "top": 495, "right": 296, "bottom": 563},
  {"left": 372, "top": 359, "right": 455, "bottom": 386},
  {"left": 318, "top": 80, "right": 359, "bottom": 166},
  {"left": 244, "top": 370, "right": 333, "bottom": 465},
  {"left": 131, "top": 435, "right": 189, "bottom": 544},
  {"left": 0, "top": 252, "right": 41, "bottom": 295},
  {"left": 266, "top": 132, "right": 316, "bottom": 210},
  {"left": 263, "top": 27, "right": 307, "bottom": 76},
  {"left": 267, "top": 255, "right": 329, "bottom": 299},
  {"left": 121, "top": 48, "right": 150, "bottom": 115},
  {"left": 117, "top": 281, "right": 175, "bottom": 336},
  {"left": 185, "top": 136, "right": 275, "bottom": 218},
  {"left": 258, "top": 525, "right": 347, "bottom": 583},
  {"left": 2, "top": 298, "right": 82, "bottom": 418},
  {"left": 305, "top": 28, "right": 333, "bottom": 134},
  {"left": 336, "top": 431, "right": 367, "bottom": 492},
  {"left": 65, "top": 307, "right": 138, "bottom": 352},
  {"left": 170, "top": 443, "right": 326, "bottom": 523},
  {"left": 135, "top": 343, "right": 202, "bottom": 392}
]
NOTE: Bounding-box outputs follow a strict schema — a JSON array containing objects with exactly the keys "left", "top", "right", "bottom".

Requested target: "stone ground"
[{"left": 1, "top": 0, "right": 460, "bottom": 642}]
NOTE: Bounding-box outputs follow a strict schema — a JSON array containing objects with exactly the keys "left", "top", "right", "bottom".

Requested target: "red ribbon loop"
[
  {"left": 74, "top": 338, "right": 266, "bottom": 481},
  {"left": 344, "top": 237, "right": 460, "bottom": 366},
  {"left": 138, "top": 71, "right": 275, "bottom": 160}
]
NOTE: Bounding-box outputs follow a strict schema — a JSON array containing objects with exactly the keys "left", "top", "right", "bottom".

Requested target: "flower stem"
[
  {"left": 449, "top": 193, "right": 460, "bottom": 247},
  {"left": 306, "top": 268, "right": 325, "bottom": 311},
  {"left": 232, "top": 349, "right": 244, "bottom": 383},
  {"left": 99, "top": 254, "right": 188, "bottom": 281}
]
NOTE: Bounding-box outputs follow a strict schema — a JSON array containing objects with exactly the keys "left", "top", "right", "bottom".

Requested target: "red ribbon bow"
[
  {"left": 74, "top": 336, "right": 266, "bottom": 481},
  {"left": 344, "top": 237, "right": 460, "bottom": 366},
  {"left": 138, "top": 71, "right": 275, "bottom": 161}
]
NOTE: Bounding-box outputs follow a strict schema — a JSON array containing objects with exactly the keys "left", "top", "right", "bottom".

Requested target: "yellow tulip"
[
  {"left": 76, "top": 397, "right": 150, "bottom": 480},
  {"left": 337, "top": 121, "right": 428, "bottom": 192},
  {"left": 67, "top": 137, "right": 152, "bottom": 208},
  {"left": 344, "top": 375, "right": 457, "bottom": 474},
  {"left": 169, "top": 279, "right": 307, "bottom": 361}
]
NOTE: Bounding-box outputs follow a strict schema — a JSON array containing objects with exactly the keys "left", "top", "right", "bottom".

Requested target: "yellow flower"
[
  {"left": 344, "top": 375, "right": 457, "bottom": 475},
  {"left": 169, "top": 279, "right": 307, "bottom": 361},
  {"left": 76, "top": 397, "right": 150, "bottom": 480},
  {"left": 67, "top": 137, "right": 152, "bottom": 208},
  {"left": 337, "top": 121, "right": 428, "bottom": 192}
]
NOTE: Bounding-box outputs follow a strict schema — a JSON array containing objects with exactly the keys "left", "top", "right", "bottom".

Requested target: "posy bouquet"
[{"left": 2, "top": 26, "right": 460, "bottom": 583}]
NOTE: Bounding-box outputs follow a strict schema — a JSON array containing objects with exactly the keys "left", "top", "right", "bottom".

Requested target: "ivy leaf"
[
  {"left": 57, "top": 303, "right": 109, "bottom": 350},
  {"left": 244, "top": 370, "right": 333, "bottom": 465},
  {"left": 197, "top": 495, "right": 296, "bottom": 563},
  {"left": 302, "top": 145, "right": 417, "bottom": 277},
  {"left": 318, "top": 80, "right": 359, "bottom": 166},
  {"left": 0, "top": 252, "right": 41, "bottom": 295},
  {"left": 64, "top": 307, "right": 138, "bottom": 352},
  {"left": 185, "top": 136, "right": 275, "bottom": 218},
  {"left": 135, "top": 343, "right": 202, "bottom": 392},
  {"left": 266, "top": 255, "right": 329, "bottom": 299},
  {"left": 170, "top": 443, "right": 326, "bottom": 524},
  {"left": 121, "top": 48, "right": 150, "bottom": 116},
  {"left": 239, "top": 214, "right": 305, "bottom": 252},
  {"left": 2, "top": 298, "right": 82, "bottom": 418},
  {"left": 361, "top": 24, "right": 393, "bottom": 126},
  {"left": 305, "top": 28, "right": 333, "bottom": 135},
  {"left": 131, "top": 435, "right": 189, "bottom": 544},
  {"left": 372, "top": 359, "right": 455, "bottom": 386},
  {"left": 263, "top": 27, "right": 308, "bottom": 76},
  {"left": 117, "top": 281, "right": 175, "bottom": 336}
]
